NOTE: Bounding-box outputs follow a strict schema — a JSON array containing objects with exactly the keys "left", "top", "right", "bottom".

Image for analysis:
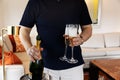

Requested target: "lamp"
[{"left": 1, "top": 28, "right": 7, "bottom": 80}]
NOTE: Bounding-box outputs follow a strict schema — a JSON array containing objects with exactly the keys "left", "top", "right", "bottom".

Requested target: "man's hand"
[
  {"left": 69, "top": 34, "right": 84, "bottom": 47},
  {"left": 27, "top": 46, "right": 43, "bottom": 62}
]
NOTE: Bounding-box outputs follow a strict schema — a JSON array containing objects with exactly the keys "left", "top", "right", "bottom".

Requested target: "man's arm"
[
  {"left": 19, "top": 27, "right": 32, "bottom": 51},
  {"left": 19, "top": 27, "right": 41, "bottom": 62},
  {"left": 80, "top": 24, "right": 92, "bottom": 43}
]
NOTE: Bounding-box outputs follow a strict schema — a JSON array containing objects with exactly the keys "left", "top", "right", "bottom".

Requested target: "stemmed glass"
[
  {"left": 59, "top": 25, "right": 69, "bottom": 61},
  {"left": 67, "top": 24, "right": 79, "bottom": 64}
]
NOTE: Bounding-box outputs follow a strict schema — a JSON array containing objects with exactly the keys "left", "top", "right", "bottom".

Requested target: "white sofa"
[
  {"left": 2, "top": 26, "right": 120, "bottom": 76},
  {"left": 81, "top": 32, "right": 120, "bottom": 68},
  {"left": 0, "top": 65, "right": 24, "bottom": 80}
]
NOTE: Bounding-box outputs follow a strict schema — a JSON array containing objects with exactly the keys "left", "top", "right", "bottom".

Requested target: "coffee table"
[{"left": 89, "top": 59, "right": 120, "bottom": 80}]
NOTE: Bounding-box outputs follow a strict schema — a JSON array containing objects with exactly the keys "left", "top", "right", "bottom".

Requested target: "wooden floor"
[
  {"left": 84, "top": 71, "right": 89, "bottom": 80},
  {"left": 84, "top": 68, "right": 89, "bottom": 80}
]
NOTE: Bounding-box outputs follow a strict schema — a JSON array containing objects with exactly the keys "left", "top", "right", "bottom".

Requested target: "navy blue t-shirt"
[{"left": 20, "top": 0, "right": 92, "bottom": 70}]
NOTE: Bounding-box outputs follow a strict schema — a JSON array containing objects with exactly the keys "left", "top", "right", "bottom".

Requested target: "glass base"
[
  {"left": 67, "top": 58, "right": 78, "bottom": 64},
  {"left": 59, "top": 56, "right": 68, "bottom": 61}
]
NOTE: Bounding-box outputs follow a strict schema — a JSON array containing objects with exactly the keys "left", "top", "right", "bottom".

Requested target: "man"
[{"left": 19, "top": 0, "right": 92, "bottom": 80}]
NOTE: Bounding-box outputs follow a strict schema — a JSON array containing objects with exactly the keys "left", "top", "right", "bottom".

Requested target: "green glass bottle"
[{"left": 29, "top": 35, "right": 44, "bottom": 80}]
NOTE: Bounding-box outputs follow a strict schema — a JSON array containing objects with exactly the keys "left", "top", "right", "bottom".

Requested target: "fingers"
[
  {"left": 30, "top": 55, "right": 36, "bottom": 62},
  {"left": 72, "top": 35, "right": 84, "bottom": 46},
  {"left": 27, "top": 46, "right": 42, "bottom": 62}
]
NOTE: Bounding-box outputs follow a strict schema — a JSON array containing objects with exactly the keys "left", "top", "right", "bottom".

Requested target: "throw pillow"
[
  {"left": 0, "top": 46, "right": 2, "bottom": 59},
  {"left": 0, "top": 51, "right": 22, "bottom": 65},
  {"left": 8, "top": 35, "right": 16, "bottom": 52},
  {"left": 14, "top": 35, "right": 25, "bottom": 52}
]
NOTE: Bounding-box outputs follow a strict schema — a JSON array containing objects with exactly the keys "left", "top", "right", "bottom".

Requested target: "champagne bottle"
[{"left": 29, "top": 35, "right": 44, "bottom": 80}]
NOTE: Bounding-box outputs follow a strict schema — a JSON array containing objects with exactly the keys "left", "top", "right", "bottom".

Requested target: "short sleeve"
[
  {"left": 80, "top": 0, "right": 92, "bottom": 26},
  {"left": 20, "top": 0, "right": 40, "bottom": 28}
]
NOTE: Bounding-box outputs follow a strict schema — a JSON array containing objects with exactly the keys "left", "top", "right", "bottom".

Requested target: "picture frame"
[{"left": 85, "top": 0, "right": 101, "bottom": 25}]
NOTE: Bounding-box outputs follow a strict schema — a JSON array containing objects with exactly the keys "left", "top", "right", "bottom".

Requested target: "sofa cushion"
[
  {"left": 82, "top": 51, "right": 106, "bottom": 57},
  {"left": 106, "top": 50, "right": 120, "bottom": 56},
  {"left": 104, "top": 32, "right": 120, "bottom": 47},
  {"left": 81, "top": 34, "right": 105, "bottom": 48}
]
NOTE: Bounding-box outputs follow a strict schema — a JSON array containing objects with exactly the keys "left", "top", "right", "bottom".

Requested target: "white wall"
[
  {"left": 93, "top": 0, "right": 120, "bottom": 33},
  {"left": 0, "top": 0, "right": 28, "bottom": 27},
  {"left": 0, "top": 0, "right": 120, "bottom": 34},
  {"left": 0, "top": 0, "right": 4, "bottom": 29}
]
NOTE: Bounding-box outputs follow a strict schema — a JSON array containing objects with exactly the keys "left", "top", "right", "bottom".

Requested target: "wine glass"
[
  {"left": 67, "top": 24, "right": 79, "bottom": 64},
  {"left": 59, "top": 25, "right": 69, "bottom": 61}
]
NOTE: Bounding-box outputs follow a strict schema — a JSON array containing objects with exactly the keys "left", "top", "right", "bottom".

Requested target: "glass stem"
[
  {"left": 64, "top": 45, "right": 67, "bottom": 57},
  {"left": 71, "top": 46, "right": 74, "bottom": 59}
]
